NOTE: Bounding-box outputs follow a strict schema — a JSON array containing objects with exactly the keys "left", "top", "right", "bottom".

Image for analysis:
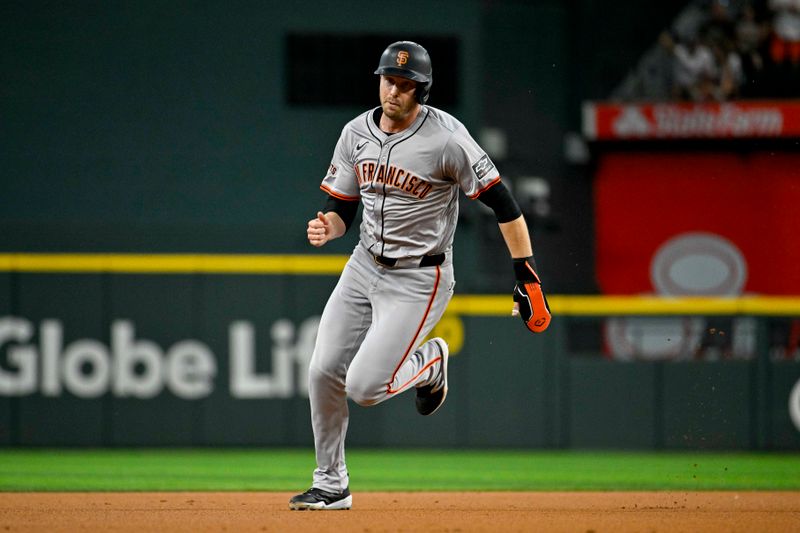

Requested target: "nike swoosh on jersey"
[{"left": 356, "top": 141, "right": 369, "bottom": 152}]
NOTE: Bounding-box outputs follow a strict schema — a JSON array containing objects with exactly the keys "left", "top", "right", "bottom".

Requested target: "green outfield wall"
[{"left": 1, "top": 254, "right": 799, "bottom": 450}]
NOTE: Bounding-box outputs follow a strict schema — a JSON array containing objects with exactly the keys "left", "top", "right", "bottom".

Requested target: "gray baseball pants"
[{"left": 308, "top": 242, "right": 454, "bottom": 492}]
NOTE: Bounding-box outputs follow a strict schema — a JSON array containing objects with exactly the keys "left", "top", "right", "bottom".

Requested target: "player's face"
[{"left": 379, "top": 75, "right": 419, "bottom": 121}]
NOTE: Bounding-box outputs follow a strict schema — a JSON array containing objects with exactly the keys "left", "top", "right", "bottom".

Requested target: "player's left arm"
[
  {"left": 497, "top": 214, "right": 532, "bottom": 258},
  {"left": 478, "top": 182, "right": 551, "bottom": 333},
  {"left": 442, "top": 127, "right": 551, "bottom": 332}
]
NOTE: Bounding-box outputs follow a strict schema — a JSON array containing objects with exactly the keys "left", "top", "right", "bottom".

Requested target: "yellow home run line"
[
  {"left": 1, "top": 253, "right": 799, "bottom": 315},
  {"left": 447, "top": 295, "right": 800, "bottom": 316},
  {"left": 0, "top": 253, "right": 348, "bottom": 275}
]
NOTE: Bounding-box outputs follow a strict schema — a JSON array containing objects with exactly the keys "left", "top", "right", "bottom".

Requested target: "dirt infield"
[{"left": 1, "top": 491, "right": 799, "bottom": 532}]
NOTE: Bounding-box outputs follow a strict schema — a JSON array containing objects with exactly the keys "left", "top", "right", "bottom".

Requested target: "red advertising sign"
[
  {"left": 583, "top": 100, "right": 800, "bottom": 140},
  {"left": 594, "top": 150, "right": 800, "bottom": 360},
  {"left": 594, "top": 151, "right": 800, "bottom": 296}
]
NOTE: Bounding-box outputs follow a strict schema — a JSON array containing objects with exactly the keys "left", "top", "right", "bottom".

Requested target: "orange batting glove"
[{"left": 512, "top": 256, "right": 551, "bottom": 333}]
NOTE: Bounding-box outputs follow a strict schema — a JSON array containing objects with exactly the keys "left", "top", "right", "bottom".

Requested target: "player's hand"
[
  {"left": 307, "top": 211, "right": 332, "bottom": 247},
  {"left": 512, "top": 257, "right": 551, "bottom": 333}
]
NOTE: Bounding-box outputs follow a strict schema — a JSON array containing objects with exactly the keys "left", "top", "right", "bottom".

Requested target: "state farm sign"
[{"left": 583, "top": 100, "right": 800, "bottom": 140}]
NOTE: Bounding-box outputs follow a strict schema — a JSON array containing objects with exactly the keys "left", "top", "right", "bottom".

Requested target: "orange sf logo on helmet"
[{"left": 396, "top": 51, "right": 409, "bottom": 66}]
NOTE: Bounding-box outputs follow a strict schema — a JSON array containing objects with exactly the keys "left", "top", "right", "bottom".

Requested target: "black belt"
[{"left": 373, "top": 253, "right": 446, "bottom": 268}]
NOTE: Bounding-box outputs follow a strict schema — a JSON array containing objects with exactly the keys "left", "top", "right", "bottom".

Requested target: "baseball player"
[{"left": 289, "top": 41, "right": 551, "bottom": 511}]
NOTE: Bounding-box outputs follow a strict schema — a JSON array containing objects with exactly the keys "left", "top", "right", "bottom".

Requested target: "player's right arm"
[
  {"left": 307, "top": 211, "right": 346, "bottom": 247},
  {"left": 310, "top": 124, "right": 361, "bottom": 247}
]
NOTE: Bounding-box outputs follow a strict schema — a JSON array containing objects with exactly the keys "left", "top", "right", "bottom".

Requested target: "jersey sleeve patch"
[{"left": 471, "top": 154, "right": 495, "bottom": 180}]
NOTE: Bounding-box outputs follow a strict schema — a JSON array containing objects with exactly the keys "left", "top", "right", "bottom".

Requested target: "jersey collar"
[{"left": 369, "top": 106, "right": 429, "bottom": 144}]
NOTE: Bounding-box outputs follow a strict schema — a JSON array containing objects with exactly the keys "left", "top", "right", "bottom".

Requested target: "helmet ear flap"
[{"left": 416, "top": 79, "right": 432, "bottom": 104}]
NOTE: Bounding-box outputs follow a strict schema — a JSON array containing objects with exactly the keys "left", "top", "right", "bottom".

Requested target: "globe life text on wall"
[{"left": 0, "top": 316, "right": 318, "bottom": 399}]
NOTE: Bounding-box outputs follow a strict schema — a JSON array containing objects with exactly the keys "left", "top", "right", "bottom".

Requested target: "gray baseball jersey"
[
  {"left": 321, "top": 105, "right": 500, "bottom": 259},
  {"left": 307, "top": 105, "right": 500, "bottom": 495}
]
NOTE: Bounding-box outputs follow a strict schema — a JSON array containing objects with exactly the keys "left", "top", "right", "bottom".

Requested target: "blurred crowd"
[{"left": 616, "top": 0, "right": 800, "bottom": 102}]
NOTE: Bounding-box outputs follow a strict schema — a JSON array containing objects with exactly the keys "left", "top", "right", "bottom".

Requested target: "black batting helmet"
[{"left": 374, "top": 41, "right": 433, "bottom": 104}]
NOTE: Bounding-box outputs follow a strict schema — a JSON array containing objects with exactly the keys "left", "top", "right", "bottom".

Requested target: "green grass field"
[{"left": 2, "top": 449, "right": 799, "bottom": 492}]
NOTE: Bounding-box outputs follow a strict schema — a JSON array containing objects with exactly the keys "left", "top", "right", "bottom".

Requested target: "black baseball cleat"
[
  {"left": 288, "top": 487, "right": 352, "bottom": 511},
  {"left": 415, "top": 337, "right": 449, "bottom": 416}
]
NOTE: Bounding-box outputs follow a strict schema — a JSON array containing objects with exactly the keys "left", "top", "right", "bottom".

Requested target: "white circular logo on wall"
[
  {"left": 605, "top": 232, "right": 748, "bottom": 361},
  {"left": 650, "top": 232, "right": 748, "bottom": 296},
  {"left": 604, "top": 317, "right": 706, "bottom": 361},
  {"left": 790, "top": 378, "right": 800, "bottom": 433}
]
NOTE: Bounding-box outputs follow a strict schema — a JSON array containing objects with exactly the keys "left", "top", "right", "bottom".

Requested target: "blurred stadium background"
[{"left": 1, "top": 0, "right": 800, "bottom": 452}]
